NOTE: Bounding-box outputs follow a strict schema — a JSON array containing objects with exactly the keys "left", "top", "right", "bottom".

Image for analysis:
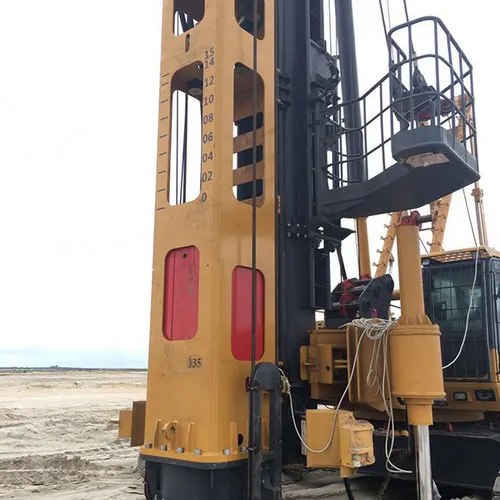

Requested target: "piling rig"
[{"left": 118, "top": 1, "right": 500, "bottom": 499}]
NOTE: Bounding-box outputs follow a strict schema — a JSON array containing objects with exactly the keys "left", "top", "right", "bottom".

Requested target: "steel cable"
[{"left": 248, "top": 1, "right": 259, "bottom": 497}]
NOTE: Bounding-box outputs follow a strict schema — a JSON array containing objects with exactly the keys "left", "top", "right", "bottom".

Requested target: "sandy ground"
[
  {"left": 0, "top": 370, "right": 486, "bottom": 500},
  {"left": 0, "top": 370, "right": 145, "bottom": 499}
]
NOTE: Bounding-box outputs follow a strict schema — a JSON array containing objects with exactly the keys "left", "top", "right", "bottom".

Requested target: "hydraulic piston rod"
[{"left": 415, "top": 425, "right": 433, "bottom": 500}]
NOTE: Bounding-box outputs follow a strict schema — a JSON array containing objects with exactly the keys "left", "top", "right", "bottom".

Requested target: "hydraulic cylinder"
[{"left": 390, "top": 213, "right": 445, "bottom": 500}]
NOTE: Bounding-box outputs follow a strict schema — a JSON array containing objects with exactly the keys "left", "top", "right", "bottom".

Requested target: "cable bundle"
[{"left": 282, "top": 317, "right": 411, "bottom": 473}]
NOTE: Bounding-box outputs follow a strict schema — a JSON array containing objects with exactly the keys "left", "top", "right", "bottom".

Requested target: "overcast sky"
[{"left": 0, "top": 1, "right": 496, "bottom": 367}]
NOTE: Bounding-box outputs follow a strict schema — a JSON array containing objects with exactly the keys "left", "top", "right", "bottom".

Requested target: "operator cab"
[{"left": 422, "top": 247, "right": 500, "bottom": 382}]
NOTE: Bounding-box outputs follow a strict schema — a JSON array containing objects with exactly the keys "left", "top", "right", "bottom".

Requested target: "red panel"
[
  {"left": 163, "top": 246, "right": 199, "bottom": 341},
  {"left": 231, "top": 266, "right": 265, "bottom": 361}
]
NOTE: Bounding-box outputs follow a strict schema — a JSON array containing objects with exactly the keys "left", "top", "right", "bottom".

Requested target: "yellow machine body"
[
  {"left": 119, "top": 1, "right": 374, "bottom": 478},
  {"left": 305, "top": 410, "right": 374, "bottom": 477},
  {"left": 115, "top": 0, "right": 497, "bottom": 496},
  {"left": 301, "top": 221, "right": 446, "bottom": 427},
  {"left": 301, "top": 243, "right": 500, "bottom": 429},
  {"left": 389, "top": 224, "right": 445, "bottom": 426},
  {"left": 139, "top": 0, "right": 277, "bottom": 464}
]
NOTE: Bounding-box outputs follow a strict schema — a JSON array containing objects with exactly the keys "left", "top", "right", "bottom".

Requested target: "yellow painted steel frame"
[
  {"left": 390, "top": 223, "right": 445, "bottom": 426},
  {"left": 374, "top": 211, "right": 405, "bottom": 278},
  {"left": 429, "top": 195, "right": 451, "bottom": 253},
  {"left": 142, "top": 0, "right": 276, "bottom": 465},
  {"left": 356, "top": 217, "right": 371, "bottom": 277},
  {"left": 305, "top": 410, "right": 374, "bottom": 477},
  {"left": 302, "top": 224, "right": 446, "bottom": 427}
]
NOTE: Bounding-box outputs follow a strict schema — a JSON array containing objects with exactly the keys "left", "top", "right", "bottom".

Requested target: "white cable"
[
  {"left": 282, "top": 317, "right": 411, "bottom": 476},
  {"left": 280, "top": 329, "right": 366, "bottom": 454},
  {"left": 352, "top": 319, "right": 412, "bottom": 474},
  {"left": 380, "top": 328, "right": 412, "bottom": 474},
  {"left": 442, "top": 246, "right": 480, "bottom": 370},
  {"left": 462, "top": 188, "right": 478, "bottom": 247},
  {"left": 441, "top": 189, "right": 480, "bottom": 370}
]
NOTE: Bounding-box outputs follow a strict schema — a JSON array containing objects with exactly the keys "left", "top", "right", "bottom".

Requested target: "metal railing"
[{"left": 321, "top": 16, "right": 478, "bottom": 190}]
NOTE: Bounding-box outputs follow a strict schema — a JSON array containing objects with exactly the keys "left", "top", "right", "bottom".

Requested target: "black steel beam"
[{"left": 334, "top": 0, "right": 367, "bottom": 183}]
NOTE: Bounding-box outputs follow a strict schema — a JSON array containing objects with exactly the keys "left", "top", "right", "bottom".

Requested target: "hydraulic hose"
[{"left": 344, "top": 478, "right": 356, "bottom": 500}]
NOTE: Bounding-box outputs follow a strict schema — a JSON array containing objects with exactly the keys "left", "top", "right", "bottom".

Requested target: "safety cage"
[{"left": 315, "top": 17, "right": 479, "bottom": 220}]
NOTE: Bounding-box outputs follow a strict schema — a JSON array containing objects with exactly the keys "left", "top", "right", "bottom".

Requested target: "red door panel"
[
  {"left": 163, "top": 246, "right": 200, "bottom": 341},
  {"left": 231, "top": 266, "right": 265, "bottom": 360}
]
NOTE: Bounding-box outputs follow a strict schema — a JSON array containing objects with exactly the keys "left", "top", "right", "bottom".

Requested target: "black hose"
[{"left": 344, "top": 478, "right": 356, "bottom": 500}]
